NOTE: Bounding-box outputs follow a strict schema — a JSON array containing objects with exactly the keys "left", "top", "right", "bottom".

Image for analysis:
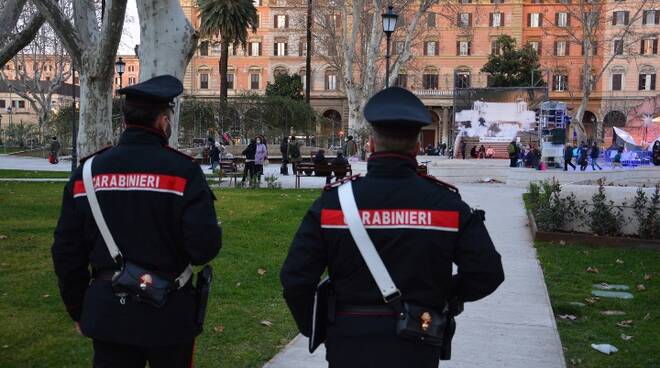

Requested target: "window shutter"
[
  {"left": 612, "top": 12, "right": 616, "bottom": 25},
  {"left": 624, "top": 11, "right": 629, "bottom": 24},
  {"left": 490, "top": 13, "right": 494, "bottom": 26},
  {"left": 457, "top": 41, "right": 460, "bottom": 55},
  {"left": 654, "top": 39, "right": 658, "bottom": 54},
  {"left": 552, "top": 75, "right": 557, "bottom": 90},
  {"left": 468, "top": 41, "right": 472, "bottom": 55},
  {"left": 643, "top": 11, "right": 648, "bottom": 25},
  {"left": 538, "top": 41, "right": 542, "bottom": 54},
  {"left": 248, "top": 43, "right": 253, "bottom": 56},
  {"left": 274, "top": 15, "right": 277, "bottom": 27},
  {"left": 555, "top": 13, "right": 559, "bottom": 25},
  {"left": 652, "top": 74, "right": 657, "bottom": 90},
  {"left": 285, "top": 43, "right": 288, "bottom": 55},
  {"left": 435, "top": 42, "right": 439, "bottom": 56},
  {"left": 285, "top": 15, "right": 289, "bottom": 28},
  {"left": 469, "top": 13, "right": 472, "bottom": 26},
  {"left": 554, "top": 41, "right": 558, "bottom": 56},
  {"left": 457, "top": 15, "right": 461, "bottom": 26},
  {"left": 639, "top": 74, "right": 645, "bottom": 90},
  {"left": 336, "top": 14, "right": 341, "bottom": 28},
  {"left": 274, "top": 43, "right": 278, "bottom": 56},
  {"left": 593, "top": 41, "right": 597, "bottom": 55},
  {"left": 641, "top": 40, "right": 645, "bottom": 54},
  {"left": 259, "top": 43, "right": 262, "bottom": 56},
  {"left": 528, "top": 13, "right": 531, "bottom": 26},
  {"left": 424, "top": 42, "right": 428, "bottom": 56},
  {"left": 567, "top": 14, "right": 571, "bottom": 26},
  {"left": 539, "top": 15, "right": 542, "bottom": 26},
  {"left": 566, "top": 42, "right": 570, "bottom": 56},
  {"left": 501, "top": 13, "right": 505, "bottom": 26},
  {"left": 656, "top": 10, "right": 660, "bottom": 24}
]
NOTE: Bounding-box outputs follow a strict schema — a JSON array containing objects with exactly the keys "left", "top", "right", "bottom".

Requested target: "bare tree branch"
[
  {"left": 32, "top": 0, "right": 84, "bottom": 64},
  {"left": 0, "top": 12, "right": 45, "bottom": 66}
]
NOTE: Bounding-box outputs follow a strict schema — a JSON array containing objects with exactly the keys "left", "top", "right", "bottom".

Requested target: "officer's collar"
[
  {"left": 119, "top": 125, "right": 169, "bottom": 146},
  {"left": 366, "top": 152, "right": 418, "bottom": 178}
]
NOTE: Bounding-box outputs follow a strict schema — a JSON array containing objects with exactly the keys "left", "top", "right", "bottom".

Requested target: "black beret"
[
  {"left": 117, "top": 75, "right": 183, "bottom": 107},
  {"left": 363, "top": 87, "right": 431, "bottom": 136}
]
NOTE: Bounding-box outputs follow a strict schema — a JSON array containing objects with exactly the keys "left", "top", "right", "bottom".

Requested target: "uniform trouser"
[
  {"left": 93, "top": 339, "right": 194, "bottom": 368},
  {"left": 326, "top": 315, "right": 441, "bottom": 368},
  {"left": 509, "top": 157, "right": 517, "bottom": 167}
]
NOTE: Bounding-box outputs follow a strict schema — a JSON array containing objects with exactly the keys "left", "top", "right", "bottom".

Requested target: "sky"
[{"left": 118, "top": 0, "right": 140, "bottom": 55}]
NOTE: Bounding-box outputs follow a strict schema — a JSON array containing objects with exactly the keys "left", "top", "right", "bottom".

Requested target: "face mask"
[
  {"left": 257, "top": 140, "right": 261, "bottom": 144},
  {"left": 163, "top": 117, "right": 172, "bottom": 139}
]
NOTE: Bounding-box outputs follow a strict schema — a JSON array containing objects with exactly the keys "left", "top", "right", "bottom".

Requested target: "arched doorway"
[
  {"left": 421, "top": 110, "right": 440, "bottom": 149},
  {"left": 582, "top": 111, "right": 597, "bottom": 140},
  {"left": 603, "top": 110, "right": 626, "bottom": 128},
  {"left": 322, "top": 109, "right": 342, "bottom": 148}
]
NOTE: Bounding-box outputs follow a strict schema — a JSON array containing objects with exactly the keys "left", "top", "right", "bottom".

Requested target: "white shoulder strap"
[
  {"left": 83, "top": 156, "right": 122, "bottom": 263},
  {"left": 338, "top": 181, "right": 401, "bottom": 303},
  {"left": 82, "top": 156, "right": 193, "bottom": 288}
]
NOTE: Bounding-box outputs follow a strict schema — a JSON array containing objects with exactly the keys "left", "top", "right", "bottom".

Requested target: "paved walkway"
[{"left": 264, "top": 184, "right": 566, "bottom": 368}]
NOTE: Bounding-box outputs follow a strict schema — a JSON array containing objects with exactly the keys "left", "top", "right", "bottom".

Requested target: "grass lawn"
[
  {"left": 0, "top": 182, "right": 319, "bottom": 367},
  {"left": 0, "top": 169, "right": 71, "bottom": 179},
  {"left": 536, "top": 242, "right": 659, "bottom": 368}
]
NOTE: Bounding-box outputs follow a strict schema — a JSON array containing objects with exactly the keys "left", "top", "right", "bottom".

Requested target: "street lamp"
[
  {"left": 381, "top": 5, "right": 398, "bottom": 88},
  {"left": 115, "top": 57, "right": 126, "bottom": 90}
]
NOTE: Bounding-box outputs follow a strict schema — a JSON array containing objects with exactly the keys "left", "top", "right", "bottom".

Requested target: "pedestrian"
[
  {"left": 507, "top": 139, "right": 517, "bottom": 167},
  {"left": 210, "top": 142, "right": 221, "bottom": 172},
  {"left": 486, "top": 145, "right": 494, "bottom": 159},
  {"left": 49, "top": 136, "right": 61, "bottom": 164},
  {"left": 51, "top": 75, "right": 221, "bottom": 368},
  {"left": 280, "top": 87, "right": 504, "bottom": 368},
  {"left": 288, "top": 136, "right": 302, "bottom": 173},
  {"left": 590, "top": 142, "right": 602, "bottom": 171},
  {"left": 313, "top": 149, "right": 332, "bottom": 185},
  {"left": 612, "top": 147, "right": 623, "bottom": 169},
  {"left": 578, "top": 144, "right": 589, "bottom": 171},
  {"left": 254, "top": 136, "right": 268, "bottom": 183},
  {"left": 280, "top": 136, "right": 289, "bottom": 175},
  {"left": 331, "top": 150, "right": 349, "bottom": 181},
  {"left": 563, "top": 144, "right": 575, "bottom": 171},
  {"left": 652, "top": 141, "right": 660, "bottom": 166},
  {"left": 440, "top": 142, "right": 447, "bottom": 156},
  {"left": 242, "top": 138, "right": 257, "bottom": 183},
  {"left": 344, "top": 135, "right": 358, "bottom": 159},
  {"left": 460, "top": 139, "right": 467, "bottom": 160}
]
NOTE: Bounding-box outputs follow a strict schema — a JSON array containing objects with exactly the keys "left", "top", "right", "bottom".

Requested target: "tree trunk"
[
  {"left": 137, "top": 0, "right": 198, "bottom": 147},
  {"left": 76, "top": 72, "right": 113, "bottom": 157},
  {"left": 220, "top": 41, "right": 229, "bottom": 102}
]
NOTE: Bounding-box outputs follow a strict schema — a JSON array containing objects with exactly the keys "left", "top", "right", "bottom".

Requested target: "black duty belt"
[
  {"left": 93, "top": 270, "right": 119, "bottom": 281},
  {"left": 337, "top": 304, "right": 398, "bottom": 317}
]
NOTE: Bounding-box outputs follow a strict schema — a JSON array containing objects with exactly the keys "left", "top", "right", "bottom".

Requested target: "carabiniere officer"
[
  {"left": 52, "top": 75, "right": 221, "bottom": 367},
  {"left": 280, "top": 87, "right": 505, "bottom": 368}
]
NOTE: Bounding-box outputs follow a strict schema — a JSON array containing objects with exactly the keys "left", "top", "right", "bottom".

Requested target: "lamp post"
[
  {"left": 115, "top": 56, "right": 126, "bottom": 91},
  {"left": 381, "top": 5, "right": 398, "bottom": 88}
]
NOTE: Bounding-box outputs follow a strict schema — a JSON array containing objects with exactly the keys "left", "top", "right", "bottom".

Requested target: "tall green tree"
[
  {"left": 481, "top": 35, "right": 544, "bottom": 88},
  {"left": 198, "top": 0, "right": 258, "bottom": 102},
  {"left": 265, "top": 72, "right": 304, "bottom": 100}
]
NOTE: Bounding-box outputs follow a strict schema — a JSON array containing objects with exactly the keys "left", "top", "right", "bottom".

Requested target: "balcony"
[{"left": 412, "top": 89, "right": 454, "bottom": 97}]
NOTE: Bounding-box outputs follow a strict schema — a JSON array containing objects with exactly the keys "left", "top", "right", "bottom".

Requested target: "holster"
[
  {"left": 195, "top": 265, "right": 214, "bottom": 325},
  {"left": 395, "top": 302, "right": 447, "bottom": 347},
  {"left": 111, "top": 261, "right": 173, "bottom": 308}
]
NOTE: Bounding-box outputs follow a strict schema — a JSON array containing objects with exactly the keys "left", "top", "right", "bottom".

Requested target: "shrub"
[
  {"left": 529, "top": 179, "right": 585, "bottom": 232},
  {"left": 587, "top": 179, "right": 625, "bottom": 236},
  {"left": 633, "top": 185, "right": 660, "bottom": 239}
]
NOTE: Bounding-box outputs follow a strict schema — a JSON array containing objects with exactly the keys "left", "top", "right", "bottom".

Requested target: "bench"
[
  {"left": 294, "top": 162, "right": 352, "bottom": 189},
  {"left": 218, "top": 160, "right": 243, "bottom": 185}
]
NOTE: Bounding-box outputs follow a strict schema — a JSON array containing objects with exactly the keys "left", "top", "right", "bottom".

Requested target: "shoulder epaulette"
[
  {"left": 419, "top": 174, "right": 459, "bottom": 193},
  {"left": 79, "top": 145, "right": 112, "bottom": 164},
  {"left": 165, "top": 145, "right": 195, "bottom": 161},
  {"left": 323, "top": 174, "right": 361, "bottom": 191}
]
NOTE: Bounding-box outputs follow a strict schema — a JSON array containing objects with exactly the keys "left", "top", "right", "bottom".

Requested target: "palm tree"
[{"left": 198, "top": 0, "right": 258, "bottom": 102}]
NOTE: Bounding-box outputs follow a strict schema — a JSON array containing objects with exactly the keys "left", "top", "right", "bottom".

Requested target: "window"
[
  {"left": 326, "top": 71, "right": 337, "bottom": 90},
  {"left": 585, "top": 12, "right": 599, "bottom": 28},
  {"left": 491, "top": 40, "right": 503, "bottom": 55},
  {"left": 128, "top": 77, "right": 136, "bottom": 85},
  {"left": 427, "top": 13, "right": 436, "bottom": 27},
  {"left": 457, "top": 41, "right": 471, "bottom": 56},
  {"left": 455, "top": 72, "right": 471, "bottom": 88},
  {"left": 200, "top": 73, "right": 209, "bottom": 89},
  {"left": 582, "top": 40, "right": 598, "bottom": 55},
  {"left": 424, "top": 41, "right": 438, "bottom": 56},
  {"left": 275, "top": 14, "right": 288, "bottom": 29},
  {"left": 395, "top": 41, "right": 405, "bottom": 55},
  {"left": 0, "top": 100, "right": 5, "bottom": 108},
  {"left": 529, "top": 41, "right": 541, "bottom": 54},
  {"left": 200, "top": 42, "right": 209, "bottom": 56},
  {"left": 491, "top": 0, "right": 503, "bottom": 3},
  {"left": 250, "top": 73, "right": 260, "bottom": 89},
  {"left": 458, "top": 13, "right": 472, "bottom": 27},
  {"left": 556, "top": 12, "right": 568, "bottom": 27},
  {"left": 639, "top": 71, "right": 656, "bottom": 91},
  {"left": 614, "top": 39, "right": 624, "bottom": 55},
  {"left": 459, "top": 0, "right": 471, "bottom": 3},
  {"left": 557, "top": 0, "right": 570, "bottom": 3},
  {"left": 641, "top": 38, "right": 658, "bottom": 55},
  {"left": 528, "top": 13, "right": 542, "bottom": 27},
  {"left": 115, "top": 77, "right": 121, "bottom": 85},
  {"left": 274, "top": 42, "right": 288, "bottom": 56},
  {"left": 642, "top": 10, "right": 659, "bottom": 25},
  {"left": 423, "top": 73, "right": 438, "bottom": 89},
  {"left": 250, "top": 42, "right": 261, "bottom": 56},
  {"left": 395, "top": 74, "right": 407, "bottom": 88},
  {"left": 17, "top": 100, "right": 25, "bottom": 109},
  {"left": 490, "top": 12, "right": 503, "bottom": 27},
  {"left": 555, "top": 40, "right": 568, "bottom": 56},
  {"left": 612, "top": 11, "right": 629, "bottom": 25},
  {"left": 128, "top": 66, "right": 135, "bottom": 72},
  {"left": 553, "top": 74, "right": 568, "bottom": 91},
  {"left": 612, "top": 73, "right": 623, "bottom": 91}
]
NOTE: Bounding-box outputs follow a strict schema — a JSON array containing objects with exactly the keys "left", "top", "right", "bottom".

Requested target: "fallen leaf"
[
  {"left": 601, "top": 310, "right": 626, "bottom": 316},
  {"left": 235, "top": 282, "right": 241, "bottom": 287},
  {"left": 637, "top": 284, "right": 646, "bottom": 291},
  {"left": 584, "top": 297, "right": 600, "bottom": 304},
  {"left": 644, "top": 273, "right": 652, "bottom": 281},
  {"left": 260, "top": 320, "right": 274, "bottom": 327},
  {"left": 616, "top": 320, "right": 634, "bottom": 328},
  {"left": 558, "top": 314, "right": 577, "bottom": 321},
  {"left": 643, "top": 313, "right": 651, "bottom": 321},
  {"left": 586, "top": 267, "right": 599, "bottom": 274},
  {"left": 2, "top": 345, "right": 8, "bottom": 349},
  {"left": 559, "top": 240, "right": 566, "bottom": 245},
  {"left": 42, "top": 294, "right": 50, "bottom": 298},
  {"left": 0, "top": 235, "right": 7, "bottom": 240},
  {"left": 257, "top": 268, "right": 267, "bottom": 276},
  {"left": 213, "top": 325, "right": 225, "bottom": 333},
  {"left": 620, "top": 334, "right": 633, "bottom": 341},
  {"left": 615, "top": 259, "right": 624, "bottom": 264}
]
